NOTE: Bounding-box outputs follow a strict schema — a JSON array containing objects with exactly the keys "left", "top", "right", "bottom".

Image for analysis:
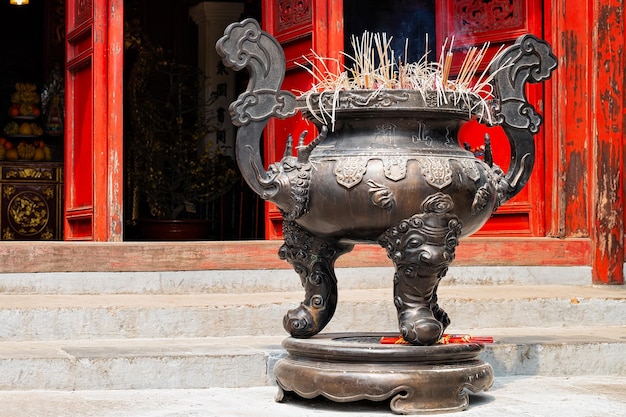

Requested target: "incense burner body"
[
  {"left": 294, "top": 94, "right": 498, "bottom": 242},
  {"left": 217, "top": 19, "right": 556, "bottom": 346}
]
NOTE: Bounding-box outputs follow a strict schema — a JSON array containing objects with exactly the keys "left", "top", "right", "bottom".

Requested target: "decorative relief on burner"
[
  {"left": 417, "top": 157, "right": 453, "bottom": 189},
  {"left": 424, "top": 91, "right": 438, "bottom": 107},
  {"left": 367, "top": 180, "right": 396, "bottom": 211},
  {"left": 382, "top": 156, "right": 409, "bottom": 181},
  {"left": 460, "top": 159, "right": 481, "bottom": 182},
  {"left": 315, "top": 90, "right": 411, "bottom": 111},
  {"left": 334, "top": 157, "right": 369, "bottom": 189},
  {"left": 471, "top": 183, "right": 492, "bottom": 215},
  {"left": 444, "top": 127, "right": 456, "bottom": 147}
]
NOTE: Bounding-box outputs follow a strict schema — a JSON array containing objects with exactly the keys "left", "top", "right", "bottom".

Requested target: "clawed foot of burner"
[
  {"left": 280, "top": 262, "right": 339, "bottom": 338},
  {"left": 398, "top": 307, "right": 444, "bottom": 346},
  {"left": 393, "top": 280, "right": 453, "bottom": 346},
  {"left": 284, "top": 301, "right": 328, "bottom": 338}
]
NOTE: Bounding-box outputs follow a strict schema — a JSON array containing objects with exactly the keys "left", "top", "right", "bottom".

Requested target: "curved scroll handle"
[
  {"left": 488, "top": 34, "right": 557, "bottom": 205},
  {"left": 215, "top": 18, "right": 298, "bottom": 198}
]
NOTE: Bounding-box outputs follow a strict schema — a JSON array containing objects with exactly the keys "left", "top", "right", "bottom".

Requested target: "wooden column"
[
  {"left": 590, "top": 0, "right": 624, "bottom": 284},
  {"left": 550, "top": 0, "right": 624, "bottom": 284},
  {"left": 64, "top": 0, "right": 124, "bottom": 241}
]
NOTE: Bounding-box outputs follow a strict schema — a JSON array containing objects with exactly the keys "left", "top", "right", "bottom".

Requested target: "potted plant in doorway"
[{"left": 125, "top": 25, "right": 239, "bottom": 240}]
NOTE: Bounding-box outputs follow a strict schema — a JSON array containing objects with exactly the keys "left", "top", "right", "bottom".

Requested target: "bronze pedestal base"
[{"left": 274, "top": 333, "right": 494, "bottom": 415}]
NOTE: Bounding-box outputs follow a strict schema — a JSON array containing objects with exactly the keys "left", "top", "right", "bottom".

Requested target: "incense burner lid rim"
[{"left": 297, "top": 89, "right": 488, "bottom": 121}]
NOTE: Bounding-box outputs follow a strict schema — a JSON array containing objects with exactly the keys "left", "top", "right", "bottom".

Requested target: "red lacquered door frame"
[{"left": 64, "top": 0, "right": 124, "bottom": 241}]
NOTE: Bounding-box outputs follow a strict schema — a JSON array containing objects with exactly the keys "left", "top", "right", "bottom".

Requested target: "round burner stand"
[{"left": 274, "top": 333, "right": 494, "bottom": 415}]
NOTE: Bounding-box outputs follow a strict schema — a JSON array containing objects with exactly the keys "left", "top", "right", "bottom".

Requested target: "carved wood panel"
[
  {"left": 0, "top": 163, "right": 63, "bottom": 241},
  {"left": 439, "top": 0, "right": 539, "bottom": 45},
  {"left": 75, "top": 0, "right": 92, "bottom": 25},
  {"left": 454, "top": 0, "right": 525, "bottom": 36},
  {"left": 274, "top": 0, "right": 312, "bottom": 38}
]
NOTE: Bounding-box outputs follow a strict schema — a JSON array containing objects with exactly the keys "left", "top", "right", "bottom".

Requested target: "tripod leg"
[{"left": 279, "top": 220, "right": 353, "bottom": 338}]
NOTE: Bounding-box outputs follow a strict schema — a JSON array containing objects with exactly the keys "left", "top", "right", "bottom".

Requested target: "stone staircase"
[{"left": 0, "top": 266, "right": 625, "bottom": 392}]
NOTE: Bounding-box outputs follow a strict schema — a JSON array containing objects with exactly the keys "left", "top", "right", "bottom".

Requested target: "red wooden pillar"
[
  {"left": 550, "top": 0, "right": 624, "bottom": 284},
  {"left": 590, "top": 0, "right": 624, "bottom": 284},
  {"left": 64, "top": 0, "right": 124, "bottom": 241}
]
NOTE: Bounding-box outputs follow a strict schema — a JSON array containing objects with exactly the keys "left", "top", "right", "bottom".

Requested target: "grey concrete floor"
[{"left": 0, "top": 376, "right": 624, "bottom": 417}]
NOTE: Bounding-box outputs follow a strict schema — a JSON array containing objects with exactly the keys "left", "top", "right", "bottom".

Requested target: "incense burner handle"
[
  {"left": 216, "top": 18, "right": 299, "bottom": 202},
  {"left": 488, "top": 34, "right": 557, "bottom": 207}
]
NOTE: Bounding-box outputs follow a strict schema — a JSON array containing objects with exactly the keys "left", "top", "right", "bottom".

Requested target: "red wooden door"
[
  {"left": 64, "top": 0, "right": 124, "bottom": 241},
  {"left": 262, "top": 1, "right": 344, "bottom": 239},
  {"left": 437, "top": 0, "right": 545, "bottom": 236}
]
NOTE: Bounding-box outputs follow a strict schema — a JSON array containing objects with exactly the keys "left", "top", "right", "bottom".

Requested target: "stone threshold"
[{"left": 0, "top": 237, "right": 591, "bottom": 273}]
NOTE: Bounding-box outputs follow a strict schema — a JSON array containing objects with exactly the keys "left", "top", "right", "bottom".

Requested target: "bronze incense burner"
[{"left": 217, "top": 19, "right": 556, "bottom": 413}]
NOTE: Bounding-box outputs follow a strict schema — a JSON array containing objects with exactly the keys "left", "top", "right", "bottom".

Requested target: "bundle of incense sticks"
[
  {"left": 380, "top": 334, "right": 494, "bottom": 345},
  {"left": 296, "top": 31, "right": 511, "bottom": 129},
  {"left": 297, "top": 32, "right": 499, "bottom": 96}
]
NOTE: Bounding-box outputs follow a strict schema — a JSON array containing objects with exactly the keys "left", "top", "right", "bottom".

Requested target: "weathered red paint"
[
  {"left": 545, "top": 4, "right": 591, "bottom": 240},
  {"left": 107, "top": 0, "right": 125, "bottom": 241},
  {"left": 590, "top": 1, "right": 624, "bottom": 284}
]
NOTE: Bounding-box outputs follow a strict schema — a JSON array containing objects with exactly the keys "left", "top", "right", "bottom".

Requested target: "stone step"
[
  {"left": 0, "top": 327, "right": 625, "bottom": 391},
  {"left": 1, "top": 285, "right": 623, "bottom": 341},
  {"left": 2, "top": 376, "right": 625, "bottom": 417},
  {"left": 0, "top": 266, "right": 592, "bottom": 294}
]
